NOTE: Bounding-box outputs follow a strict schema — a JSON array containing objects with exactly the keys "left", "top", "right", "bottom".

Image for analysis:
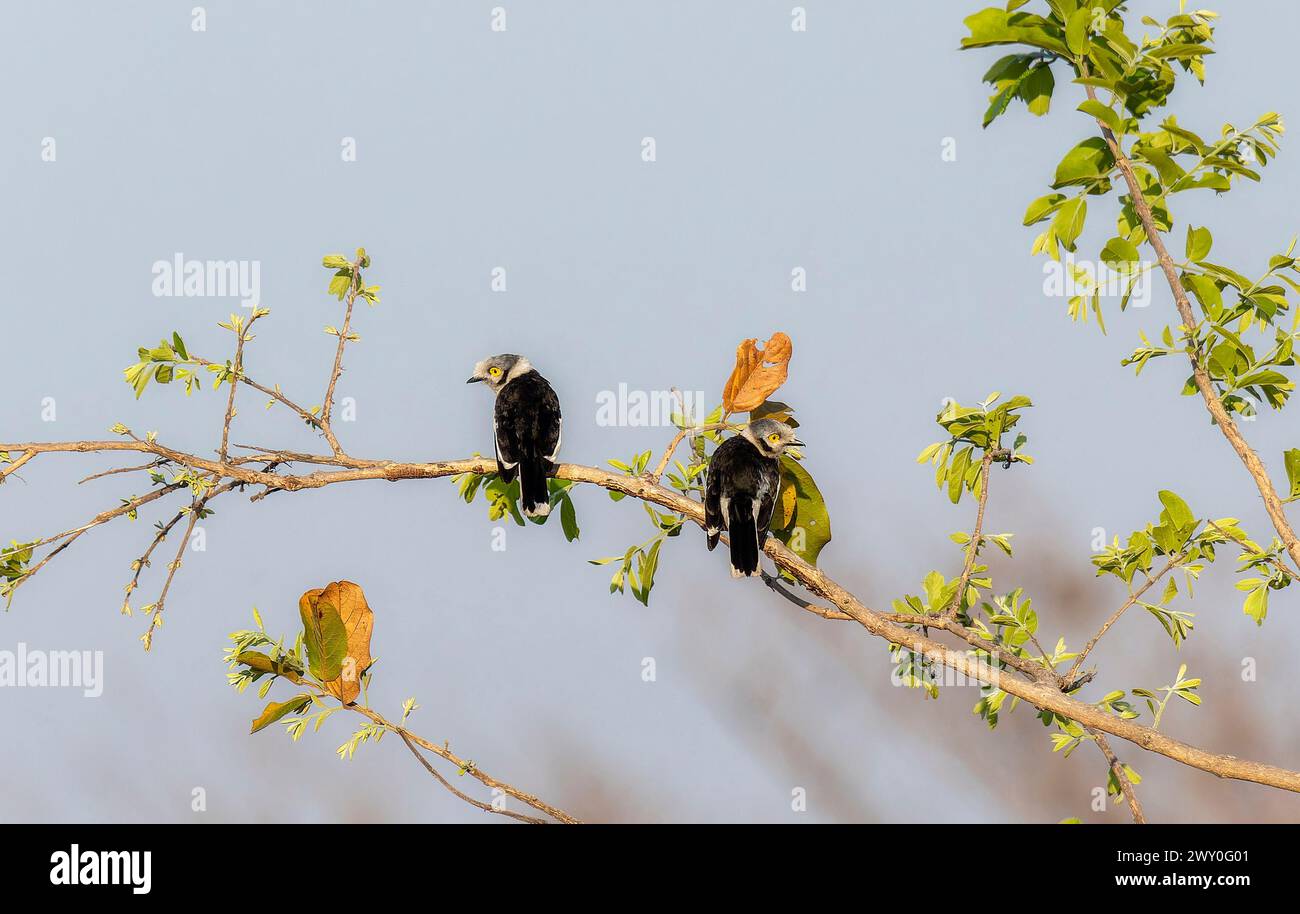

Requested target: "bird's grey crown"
[
  {"left": 741, "top": 418, "right": 802, "bottom": 457},
  {"left": 468, "top": 353, "right": 534, "bottom": 392}
]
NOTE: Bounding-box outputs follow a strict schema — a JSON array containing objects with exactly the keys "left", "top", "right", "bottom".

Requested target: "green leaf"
[
  {"left": 983, "top": 83, "right": 1019, "bottom": 128},
  {"left": 299, "top": 596, "right": 349, "bottom": 682},
  {"left": 1065, "top": 8, "right": 1090, "bottom": 56},
  {"left": 1185, "top": 225, "right": 1213, "bottom": 262},
  {"left": 236, "top": 650, "right": 302, "bottom": 683},
  {"left": 1077, "top": 99, "right": 1120, "bottom": 132},
  {"left": 1100, "top": 236, "right": 1140, "bottom": 267},
  {"left": 1019, "top": 64, "right": 1055, "bottom": 117},
  {"left": 1184, "top": 273, "right": 1223, "bottom": 315},
  {"left": 1051, "top": 197, "right": 1087, "bottom": 251},
  {"left": 327, "top": 272, "right": 352, "bottom": 300},
  {"left": 752, "top": 399, "right": 799, "bottom": 427},
  {"left": 1053, "top": 138, "right": 1115, "bottom": 188},
  {"left": 1146, "top": 43, "right": 1214, "bottom": 60},
  {"left": 961, "top": 7, "right": 1069, "bottom": 55},
  {"left": 961, "top": 8, "right": 1017, "bottom": 48},
  {"left": 771, "top": 455, "right": 833, "bottom": 567},
  {"left": 559, "top": 492, "right": 580, "bottom": 542},
  {"left": 1243, "top": 585, "right": 1268, "bottom": 625},
  {"left": 1285, "top": 449, "right": 1300, "bottom": 500},
  {"left": 947, "top": 446, "right": 973, "bottom": 504},
  {"left": 251, "top": 695, "right": 312, "bottom": 733},
  {"left": 982, "top": 53, "right": 1032, "bottom": 85},
  {"left": 1023, "top": 193, "right": 1067, "bottom": 226},
  {"left": 633, "top": 539, "right": 663, "bottom": 606},
  {"left": 1158, "top": 490, "right": 1195, "bottom": 532}
]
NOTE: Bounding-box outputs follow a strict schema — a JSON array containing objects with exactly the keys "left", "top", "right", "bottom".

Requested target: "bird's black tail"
[
  {"left": 519, "top": 456, "right": 554, "bottom": 518},
  {"left": 727, "top": 497, "right": 761, "bottom": 578}
]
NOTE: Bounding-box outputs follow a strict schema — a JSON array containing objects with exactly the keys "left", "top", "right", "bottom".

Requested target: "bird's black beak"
[
  {"left": 791, "top": 438, "right": 806, "bottom": 447},
  {"left": 466, "top": 377, "right": 483, "bottom": 384}
]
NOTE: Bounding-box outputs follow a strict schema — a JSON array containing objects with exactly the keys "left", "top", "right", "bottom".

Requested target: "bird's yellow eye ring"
[
  {"left": 768, "top": 433, "right": 780, "bottom": 443},
  {"left": 488, "top": 367, "right": 502, "bottom": 377}
]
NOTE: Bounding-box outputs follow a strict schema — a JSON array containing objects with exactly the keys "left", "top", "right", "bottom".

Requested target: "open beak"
[
  {"left": 791, "top": 438, "right": 806, "bottom": 447},
  {"left": 466, "top": 376, "right": 483, "bottom": 384}
]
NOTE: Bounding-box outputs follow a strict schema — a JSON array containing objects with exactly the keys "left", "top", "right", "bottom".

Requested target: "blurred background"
[{"left": 2, "top": 0, "right": 1299, "bottom": 823}]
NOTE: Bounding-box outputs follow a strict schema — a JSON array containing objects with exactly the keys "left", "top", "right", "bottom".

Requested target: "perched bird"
[
  {"left": 705, "top": 419, "right": 804, "bottom": 578},
  {"left": 467, "top": 354, "right": 562, "bottom": 518}
]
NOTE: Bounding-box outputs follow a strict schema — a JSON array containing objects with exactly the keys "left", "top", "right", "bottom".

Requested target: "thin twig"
[
  {"left": 1093, "top": 731, "right": 1146, "bottom": 824},
  {"left": 942, "top": 451, "right": 996, "bottom": 619},
  {"left": 140, "top": 479, "right": 233, "bottom": 650},
  {"left": 78, "top": 460, "right": 167, "bottom": 485},
  {"left": 1207, "top": 519, "right": 1298, "bottom": 582},
  {"left": 319, "top": 254, "right": 364, "bottom": 455},
  {"left": 190, "top": 356, "right": 319, "bottom": 430},
  {"left": 396, "top": 732, "right": 549, "bottom": 824},
  {"left": 218, "top": 312, "right": 263, "bottom": 464},
  {"left": 1063, "top": 553, "right": 1183, "bottom": 686}
]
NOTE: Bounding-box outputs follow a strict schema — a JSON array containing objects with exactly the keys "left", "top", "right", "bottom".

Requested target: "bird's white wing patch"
[
  {"left": 546, "top": 417, "right": 562, "bottom": 462},
  {"left": 494, "top": 416, "right": 518, "bottom": 469}
]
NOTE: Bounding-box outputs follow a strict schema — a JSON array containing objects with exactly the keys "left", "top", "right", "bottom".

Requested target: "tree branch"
[
  {"left": 943, "top": 450, "right": 996, "bottom": 619},
  {"left": 1084, "top": 85, "right": 1300, "bottom": 573},
  {"left": 0, "top": 450, "right": 36, "bottom": 482},
  {"left": 7, "top": 437, "right": 1300, "bottom": 794}
]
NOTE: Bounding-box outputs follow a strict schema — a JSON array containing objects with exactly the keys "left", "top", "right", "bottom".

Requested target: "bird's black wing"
[
  {"left": 531, "top": 374, "right": 563, "bottom": 471},
  {"left": 704, "top": 439, "right": 728, "bottom": 552},
  {"left": 755, "top": 457, "right": 782, "bottom": 540},
  {"left": 493, "top": 397, "right": 520, "bottom": 483}
]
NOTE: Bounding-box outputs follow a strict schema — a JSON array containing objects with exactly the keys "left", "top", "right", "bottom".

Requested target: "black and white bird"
[
  {"left": 467, "top": 354, "right": 562, "bottom": 518},
  {"left": 705, "top": 418, "right": 804, "bottom": 578}
]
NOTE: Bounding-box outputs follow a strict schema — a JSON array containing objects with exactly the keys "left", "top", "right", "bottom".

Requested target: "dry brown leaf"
[
  {"left": 307, "top": 580, "right": 374, "bottom": 704},
  {"left": 721, "top": 332, "right": 793, "bottom": 413}
]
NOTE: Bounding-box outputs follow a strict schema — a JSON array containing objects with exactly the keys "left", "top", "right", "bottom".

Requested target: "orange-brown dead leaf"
[
  {"left": 309, "top": 580, "right": 374, "bottom": 704},
  {"left": 721, "top": 332, "right": 793, "bottom": 414}
]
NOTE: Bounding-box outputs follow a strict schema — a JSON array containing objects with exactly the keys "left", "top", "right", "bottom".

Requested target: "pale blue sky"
[{"left": 2, "top": 1, "right": 1299, "bottom": 822}]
